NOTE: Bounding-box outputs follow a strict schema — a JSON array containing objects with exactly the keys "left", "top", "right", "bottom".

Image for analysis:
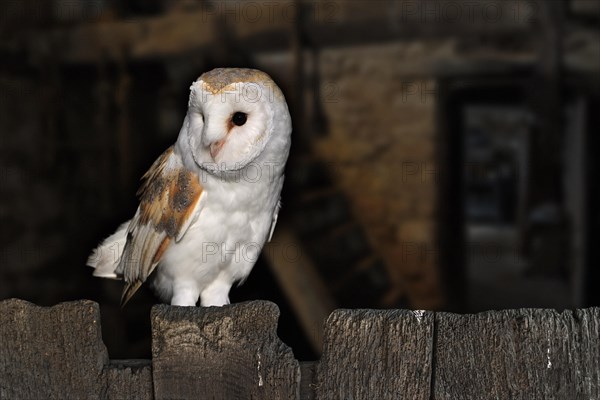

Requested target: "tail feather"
[
  {"left": 120, "top": 281, "right": 142, "bottom": 307},
  {"left": 87, "top": 221, "right": 130, "bottom": 280}
]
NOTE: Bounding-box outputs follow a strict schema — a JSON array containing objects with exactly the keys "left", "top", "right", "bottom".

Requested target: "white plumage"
[{"left": 87, "top": 68, "right": 291, "bottom": 307}]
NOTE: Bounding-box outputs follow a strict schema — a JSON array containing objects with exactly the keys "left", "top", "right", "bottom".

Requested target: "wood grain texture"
[
  {"left": 0, "top": 299, "right": 109, "bottom": 400},
  {"left": 433, "top": 308, "right": 600, "bottom": 400},
  {"left": 315, "top": 309, "right": 434, "bottom": 400},
  {"left": 299, "top": 362, "right": 317, "bottom": 400},
  {"left": 102, "top": 360, "right": 153, "bottom": 400},
  {"left": 151, "top": 300, "right": 300, "bottom": 400},
  {"left": 1, "top": 299, "right": 599, "bottom": 399}
]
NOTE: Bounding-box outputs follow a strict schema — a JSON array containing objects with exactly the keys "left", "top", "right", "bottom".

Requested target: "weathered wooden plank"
[
  {"left": 102, "top": 360, "right": 153, "bottom": 400},
  {"left": 151, "top": 300, "right": 300, "bottom": 400},
  {"left": 299, "top": 362, "right": 317, "bottom": 400},
  {"left": 433, "top": 308, "right": 600, "bottom": 399},
  {"left": 2, "top": 298, "right": 598, "bottom": 399},
  {"left": 0, "top": 299, "right": 109, "bottom": 400},
  {"left": 315, "top": 309, "right": 434, "bottom": 399}
]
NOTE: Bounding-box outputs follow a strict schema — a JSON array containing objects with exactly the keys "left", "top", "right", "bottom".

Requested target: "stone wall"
[{"left": 316, "top": 42, "right": 455, "bottom": 309}]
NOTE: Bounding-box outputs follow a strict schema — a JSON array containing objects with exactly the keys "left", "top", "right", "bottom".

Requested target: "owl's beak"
[{"left": 209, "top": 139, "right": 225, "bottom": 159}]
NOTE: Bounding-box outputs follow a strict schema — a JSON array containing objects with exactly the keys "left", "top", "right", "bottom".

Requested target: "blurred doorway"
[
  {"left": 461, "top": 104, "right": 571, "bottom": 311},
  {"left": 438, "top": 77, "right": 577, "bottom": 312}
]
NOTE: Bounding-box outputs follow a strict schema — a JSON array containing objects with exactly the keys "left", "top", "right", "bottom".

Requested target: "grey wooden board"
[
  {"left": 0, "top": 299, "right": 109, "bottom": 400},
  {"left": 1, "top": 298, "right": 599, "bottom": 399},
  {"left": 315, "top": 309, "right": 434, "bottom": 399},
  {"left": 300, "top": 362, "right": 317, "bottom": 400},
  {"left": 151, "top": 300, "right": 300, "bottom": 400},
  {"left": 433, "top": 308, "right": 600, "bottom": 400},
  {"left": 103, "top": 360, "right": 153, "bottom": 400}
]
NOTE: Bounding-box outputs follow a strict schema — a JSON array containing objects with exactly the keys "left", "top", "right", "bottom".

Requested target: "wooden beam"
[
  {"left": 28, "top": 1, "right": 534, "bottom": 64},
  {"left": 263, "top": 226, "right": 336, "bottom": 354},
  {"left": 526, "top": 0, "right": 564, "bottom": 206}
]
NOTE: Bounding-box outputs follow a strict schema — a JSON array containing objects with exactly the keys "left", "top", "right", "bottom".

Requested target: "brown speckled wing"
[{"left": 117, "top": 146, "right": 204, "bottom": 306}]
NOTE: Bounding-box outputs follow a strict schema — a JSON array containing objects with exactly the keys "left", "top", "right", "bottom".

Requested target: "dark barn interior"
[{"left": 0, "top": 0, "right": 599, "bottom": 361}]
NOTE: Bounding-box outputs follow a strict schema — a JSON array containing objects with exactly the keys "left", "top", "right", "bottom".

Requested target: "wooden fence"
[{"left": 0, "top": 299, "right": 598, "bottom": 399}]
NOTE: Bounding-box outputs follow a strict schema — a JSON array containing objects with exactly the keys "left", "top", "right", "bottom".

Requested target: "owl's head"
[{"left": 179, "top": 68, "right": 291, "bottom": 175}]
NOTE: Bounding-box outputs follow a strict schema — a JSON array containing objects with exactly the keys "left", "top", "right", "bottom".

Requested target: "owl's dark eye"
[{"left": 232, "top": 112, "right": 247, "bottom": 126}]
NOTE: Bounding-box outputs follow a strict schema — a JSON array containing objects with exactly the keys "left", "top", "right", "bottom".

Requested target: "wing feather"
[
  {"left": 267, "top": 198, "right": 281, "bottom": 242},
  {"left": 116, "top": 146, "right": 205, "bottom": 306}
]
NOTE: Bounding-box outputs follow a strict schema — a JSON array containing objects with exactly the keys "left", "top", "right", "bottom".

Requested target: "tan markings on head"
[{"left": 197, "top": 68, "right": 284, "bottom": 100}]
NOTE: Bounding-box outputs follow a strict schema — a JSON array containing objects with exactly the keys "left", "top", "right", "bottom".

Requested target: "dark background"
[{"left": 1, "top": 0, "right": 598, "bottom": 361}]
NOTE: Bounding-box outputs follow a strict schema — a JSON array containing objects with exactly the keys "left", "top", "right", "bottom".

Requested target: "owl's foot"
[
  {"left": 200, "top": 276, "right": 232, "bottom": 307},
  {"left": 170, "top": 283, "right": 200, "bottom": 306}
]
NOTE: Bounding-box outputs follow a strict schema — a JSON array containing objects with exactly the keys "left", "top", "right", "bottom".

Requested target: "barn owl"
[{"left": 87, "top": 68, "right": 291, "bottom": 307}]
